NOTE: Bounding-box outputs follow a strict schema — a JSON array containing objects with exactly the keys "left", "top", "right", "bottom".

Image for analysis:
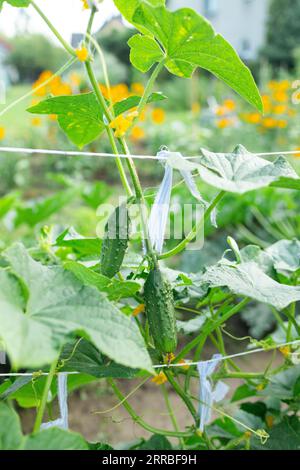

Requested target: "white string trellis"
[
  {"left": 1, "top": 146, "right": 300, "bottom": 161},
  {"left": 0, "top": 339, "right": 299, "bottom": 377}
]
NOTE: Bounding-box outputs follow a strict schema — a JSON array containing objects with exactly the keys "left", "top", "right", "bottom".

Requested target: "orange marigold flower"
[
  {"left": 273, "top": 104, "right": 287, "bottom": 115},
  {"left": 262, "top": 117, "right": 277, "bottom": 129},
  {"left": 151, "top": 372, "right": 167, "bottom": 385},
  {"left": 244, "top": 112, "right": 261, "bottom": 124},
  {"left": 31, "top": 117, "right": 42, "bottom": 127},
  {"left": 131, "top": 82, "right": 145, "bottom": 96},
  {"left": 132, "top": 304, "right": 145, "bottom": 317},
  {"left": 277, "top": 119, "right": 288, "bottom": 128},
  {"left": 152, "top": 108, "right": 165, "bottom": 124},
  {"left": 293, "top": 147, "right": 300, "bottom": 157},
  {"left": 49, "top": 114, "right": 57, "bottom": 122},
  {"left": 131, "top": 126, "right": 145, "bottom": 141},
  {"left": 109, "top": 112, "right": 137, "bottom": 138},
  {"left": 0, "top": 126, "right": 5, "bottom": 140},
  {"left": 273, "top": 90, "right": 288, "bottom": 103},
  {"left": 76, "top": 46, "right": 89, "bottom": 62}
]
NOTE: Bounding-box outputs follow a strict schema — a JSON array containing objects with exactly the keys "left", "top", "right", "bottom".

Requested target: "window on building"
[{"left": 204, "top": 0, "right": 219, "bottom": 18}]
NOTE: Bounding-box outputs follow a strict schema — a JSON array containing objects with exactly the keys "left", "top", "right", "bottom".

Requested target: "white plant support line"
[{"left": 0, "top": 339, "right": 299, "bottom": 377}]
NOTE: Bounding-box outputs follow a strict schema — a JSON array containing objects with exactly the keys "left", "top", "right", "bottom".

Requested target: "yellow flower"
[
  {"left": 262, "top": 117, "right": 277, "bottom": 129},
  {"left": 273, "top": 104, "right": 287, "bottom": 115},
  {"left": 217, "top": 118, "right": 232, "bottom": 128},
  {"left": 48, "top": 114, "right": 57, "bottom": 122},
  {"left": 109, "top": 112, "right": 137, "bottom": 138},
  {"left": 152, "top": 108, "right": 165, "bottom": 124},
  {"left": 151, "top": 372, "right": 167, "bottom": 385},
  {"left": 277, "top": 119, "right": 287, "bottom": 128},
  {"left": 256, "top": 383, "right": 265, "bottom": 391},
  {"left": 244, "top": 112, "right": 261, "bottom": 124},
  {"left": 266, "top": 415, "right": 274, "bottom": 429},
  {"left": 293, "top": 147, "right": 300, "bottom": 157},
  {"left": 262, "top": 95, "right": 272, "bottom": 113},
  {"left": 273, "top": 90, "right": 288, "bottom": 103},
  {"left": 81, "top": 0, "right": 89, "bottom": 9},
  {"left": 215, "top": 105, "right": 227, "bottom": 117},
  {"left": 31, "top": 117, "right": 42, "bottom": 127},
  {"left": 131, "top": 126, "right": 145, "bottom": 141},
  {"left": 0, "top": 126, "right": 5, "bottom": 140},
  {"left": 192, "top": 102, "right": 201, "bottom": 114},
  {"left": 279, "top": 346, "right": 290, "bottom": 358},
  {"left": 131, "top": 82, "right": 145, "bottom": 96},
  {"left": 132, "top": 303, "right": 145, "bottom": 317},
  {"left": 76, "top": 46, "right": 89, "bottom": 62},
  {"left": 223, "top": 98, "right": 236, "bottom": 111},
  {"left": 178, "top": 359, "right": 190, "bottom": 370}
]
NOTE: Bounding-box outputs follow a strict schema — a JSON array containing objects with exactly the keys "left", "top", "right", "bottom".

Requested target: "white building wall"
[{"left": 169, "top": 0, "right": 269, "bottom": 60}]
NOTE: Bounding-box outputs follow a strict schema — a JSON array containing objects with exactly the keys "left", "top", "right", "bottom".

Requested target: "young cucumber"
[
  {"left": 100, "top": 203, "right": 129, "bottom": 278},
  {"left": 144, "top": 268, "right": 177, "bottom": 354}
]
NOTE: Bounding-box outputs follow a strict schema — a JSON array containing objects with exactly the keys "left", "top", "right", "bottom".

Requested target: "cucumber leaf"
[
  {"left": 0, "top": 243, "right": 153, "bottom": 372},
  {"left": 115, "top": 1, "right": 262, "bottom": 111}
]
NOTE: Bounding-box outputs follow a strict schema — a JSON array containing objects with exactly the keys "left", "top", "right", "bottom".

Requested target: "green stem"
[
  {"left": 85, "top": 7, "right": 97, "bottom": 49},
  {"left": 164, "top": 370, "right": 198, "bottom": 425},
  {"left": 0, "top": 57, "right": 76, "bottom": 118},
  {"left": 33, "top": 358, "right": 58, "bottom": 433},
  {"left": 129, "top": 60, "right": 166, "bottom": 131},
  {"left": 31, "top": 1, "right": 76, "bottom": 57},
  {"left": 175, "top": 298, "right": 250, "bottom": 363},
  {"left": 108, "top": 379, "right": 194, "bottom": 438},
  {"left": 161, "top": 384, "right": 184, "bottom": 449},
  {"left": 84, "top": 61, "right": 132, "bottom": 197},
  {"left": 159, "top": 191, "right": 226, "bottom": 260}
]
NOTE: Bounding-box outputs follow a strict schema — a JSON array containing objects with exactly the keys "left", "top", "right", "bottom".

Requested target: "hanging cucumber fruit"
[
  {"left": 100, "top": 202, "right": 130, "bottom": 278},
  {"left": 144, "top": 267, "right": 177, "bottom": 355}
]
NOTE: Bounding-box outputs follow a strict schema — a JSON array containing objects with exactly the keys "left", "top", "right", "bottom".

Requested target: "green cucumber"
[
  {"left": 100, "top": 203, "right": 129, "bottom": 278},
  {"left": 144, "top": 267, "right": 177, "bottom": 354}
]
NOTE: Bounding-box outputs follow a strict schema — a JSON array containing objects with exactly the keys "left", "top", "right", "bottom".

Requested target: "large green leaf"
[
  {"left": 197, "top": 145, "right": 300, "bottom": 194},
  {"left": 266, "top": 239, "right": 300, "bottom": 276},
  {"left": 0, "top": 403, "right": 24, "bottom": 450},
  {"left": 0, "top": 0, "right": 30, "bottom": 9},
  {"left": 24, "top": 428, "right": 89, "bottom": 450},
  {"left": 0, "top": 243, "right": 153, "bottom": 372},
  {"left": 64, "top": 260, "right": 141, "bottom": 300},
  {"left": 115, "top": 1, "right": 262, "bottom": 111},
  {"left": 27, "top": 93, "right": 106, "bottom": 148},
  {"left": 55, "top": 228, "right": 102, "bottom": 258},
  {"left": 251, "top": 416, "right": 300, "bottom": 450},
  {"left": 202, "top": 261, "right": 300, "bottom": 310}
]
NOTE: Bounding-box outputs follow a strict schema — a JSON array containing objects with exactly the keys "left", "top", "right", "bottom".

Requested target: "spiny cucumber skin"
[
  {"left": 144, "top": 268, "right": 177, "bottom": 354},
  {"left": 100, "top": 205, "right": 129, "bottom": 279}
]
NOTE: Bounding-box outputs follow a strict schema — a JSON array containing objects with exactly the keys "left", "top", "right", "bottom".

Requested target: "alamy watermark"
[{"left": 96, "top": 198, "right": 205, "bottom": 252}]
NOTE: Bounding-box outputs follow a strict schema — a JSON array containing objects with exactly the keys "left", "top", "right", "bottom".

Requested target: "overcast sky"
[{"left": 0, "top": 0, "right": 118, "bottom": 42}]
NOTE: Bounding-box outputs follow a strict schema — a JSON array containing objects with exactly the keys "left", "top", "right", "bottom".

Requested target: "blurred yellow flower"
[
  {"left": 192, "top": 102, "right": 201, "bottom": 114},
  {"left": 48, "top": 114, "right": 57, "bottom": 122},
  {"left": 76, "top": 46, "right": 89, "bottom": 62},
  {"left": 131, "top": 126, "right": 145, "bottom": 141},
  {"left": 131, "top": 82, "right": 145, "bottom": 96},
  {"left": 262, "top": 95, "right": 272, "bottom": 113},
  {"left": 215, "top": 105, "right": 227, "bottom": 117},
  {"left": 132, "top": 303, "right": 145, "bottom": 317},
  {"left": 262, "top": 117, "right": 277, "bottom": 129},
  {"left": 279, "top": 346, "right": 290, "bottom": 358},
  {"left": 266, "top": 415, "right": 274, "bottom": 429},
  {"left": 223, "top": 98, "right": 236, "bottom": 111},
  {"left": 0, "top": 126, "right": 5, "bottom": 140},
  {"left": 81, "top": 0, "right": 89, "bottom": 9},
  {"left": 101, "top": 83, "right": 129, "bottom": 103},
  {"left": 217, "top": 118, "right": 232, "bottom": 129},
  {"left": 273, "top": 104, "right": 287, "bottom": 115},
  {"left": 152, "top": 108, "right": 165, "bottom": 124},
  {"left": 243, "top": 112, "right": 261, "bottom": 124},
  {"left": 151, "top": 372, "right": 167, "bottom": 385},
  {"left": 293, "top": 147, "right": 300, "bottom": 157},
  {"left": 273, "top": 90, "right": 288, "bottom": 103},
  {"left": 31, "top": 117, "right": 42, "bottom": 127},
  {"left": 277, "top": 119, "right": 287, "bottom": 128}
]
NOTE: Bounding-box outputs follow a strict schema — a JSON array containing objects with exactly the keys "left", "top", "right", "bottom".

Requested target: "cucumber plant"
[{"left": 0, "top": 0, "right": 300, "bottom": 451}]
